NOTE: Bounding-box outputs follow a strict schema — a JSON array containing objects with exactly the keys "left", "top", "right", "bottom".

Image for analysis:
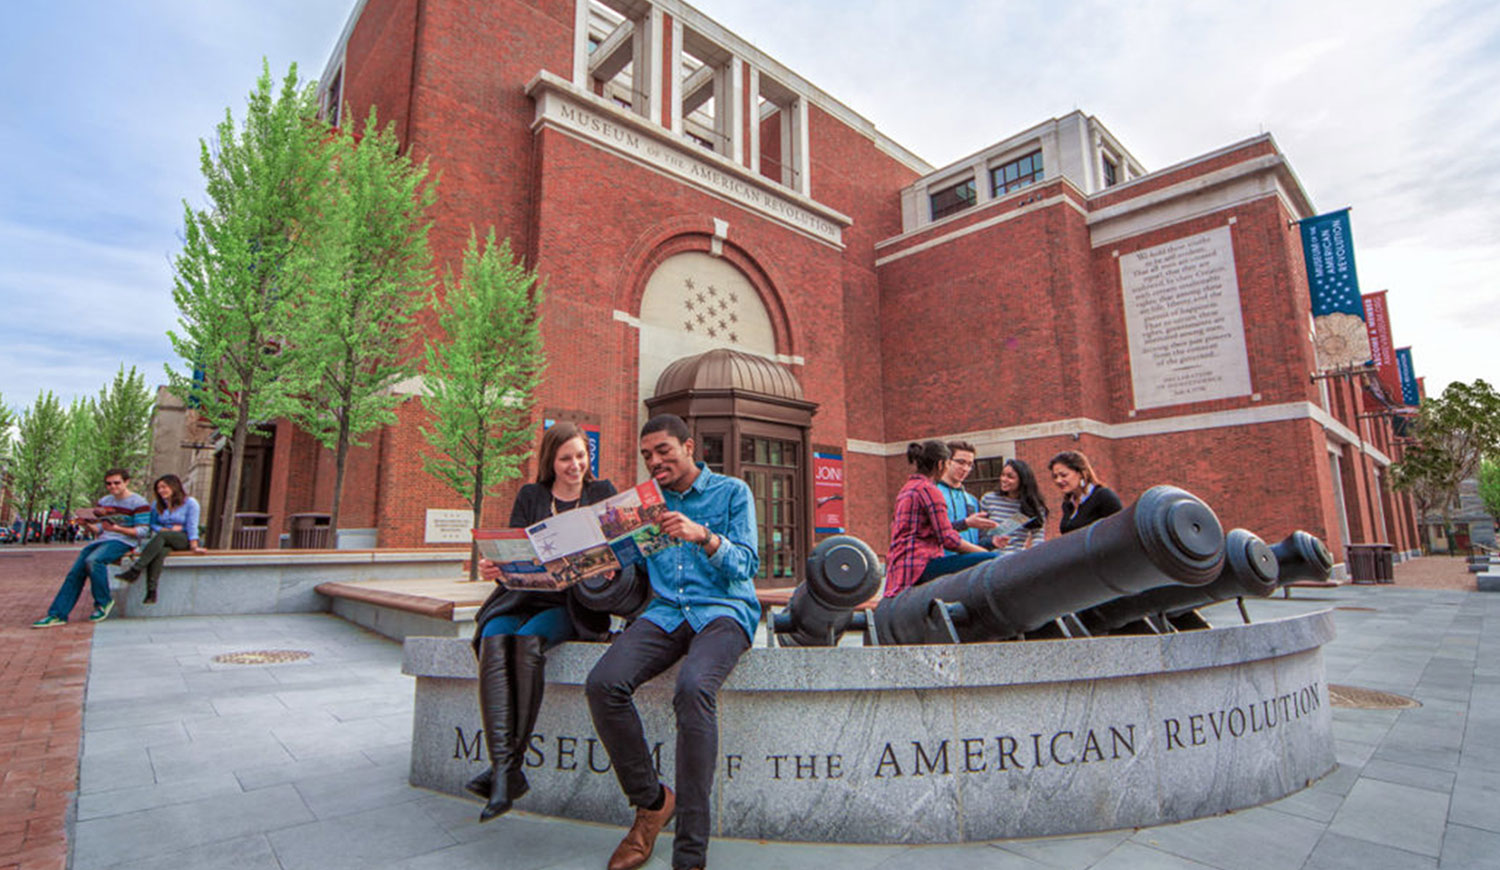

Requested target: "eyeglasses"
[{"left": 949, "top": 458, "right": 974, "bottom": 468}]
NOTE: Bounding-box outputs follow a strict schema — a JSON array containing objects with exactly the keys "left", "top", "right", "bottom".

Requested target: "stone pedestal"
[{"left": 404, "top": 611, "right": 1336, "bottom": 842}]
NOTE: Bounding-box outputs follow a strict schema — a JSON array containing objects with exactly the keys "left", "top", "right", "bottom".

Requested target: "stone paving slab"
[{"left": 7, "top": 553, "right": 1500, "bottom": 869}]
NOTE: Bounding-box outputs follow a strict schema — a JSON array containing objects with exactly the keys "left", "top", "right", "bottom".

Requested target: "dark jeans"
[
  {"left": 133, "top": 531, "right": 191, "bottom": 595},
  {"left": 917, "top": 550, "right": 998, "bottom": 585},
  {"left": 586, "top": 616, "right": 750, "bottom": 870},
  {"left": 47, "top": 539, "right": 134, "bottom": 619}
]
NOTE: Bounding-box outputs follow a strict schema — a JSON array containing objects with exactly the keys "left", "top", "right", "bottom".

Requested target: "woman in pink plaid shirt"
[{"left": 883, "top": 440, "right": 995, "bottom": 597}]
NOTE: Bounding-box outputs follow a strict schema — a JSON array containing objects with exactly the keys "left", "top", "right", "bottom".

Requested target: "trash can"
[
  {"left": 1345, "top": 543, "right": 1392, "bottom": 584},
  {"left": 289, "top": 513, "right": 332, "bottom": 549},
  {"left": 231, "top": 512, "right": 272, "bottom": 549}
]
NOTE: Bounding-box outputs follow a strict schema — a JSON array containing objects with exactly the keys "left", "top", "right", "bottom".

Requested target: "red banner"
[
  {"left": 1361, "top": 291, "right": 1401, "bottom": 401},
  {"left": 813, "top": 452, "right": 844, "bottom": 533}
]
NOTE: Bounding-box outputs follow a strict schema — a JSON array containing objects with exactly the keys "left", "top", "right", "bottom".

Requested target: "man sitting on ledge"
[
  {"left": 585, "top": 414, "right": 760, "bottom": 870},
  {"left": 32, "top": 468, "right": 149, "bottom": 627}
]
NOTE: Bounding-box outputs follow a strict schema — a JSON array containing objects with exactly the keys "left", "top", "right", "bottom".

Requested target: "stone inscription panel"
[
  {"left": 411, "top": 648, "right": 1334, "bottom": 843},
  {"left": 424, "top": 509, "right": 473, "bottom": 544},
  {"left": 1120, "top": 226, "right": 1253, "bottom": 409}
]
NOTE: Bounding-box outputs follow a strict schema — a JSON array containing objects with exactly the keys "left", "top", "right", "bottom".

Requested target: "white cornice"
[{"left": 845, "top": 401, "right": 1391, "bottom": 466}]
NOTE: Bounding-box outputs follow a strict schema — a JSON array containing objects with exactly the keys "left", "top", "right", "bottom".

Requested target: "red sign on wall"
[
  {"left": 1361, "top": 291, "right": 1401, "bottom": 401},
  {"left": 813, "top": 452, "right": 844, "bottom": 534}
]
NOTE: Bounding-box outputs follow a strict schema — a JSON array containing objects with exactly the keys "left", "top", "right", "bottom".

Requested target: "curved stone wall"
[{"left": 404, "top": 610, "right": 1336, "bottom": 842}]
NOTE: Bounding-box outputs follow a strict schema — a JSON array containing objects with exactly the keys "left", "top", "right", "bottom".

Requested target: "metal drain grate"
[
  {"left": 212, "top": 650, "right": 312, "bottom": 665},
  {"left": 1328, "top": 684, "right": 1419, "bottom": 709}
]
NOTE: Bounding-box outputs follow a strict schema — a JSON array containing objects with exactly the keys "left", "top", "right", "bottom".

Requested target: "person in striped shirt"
[{"left": 978, "top": 458, "right": 1048, "bottom": 555}]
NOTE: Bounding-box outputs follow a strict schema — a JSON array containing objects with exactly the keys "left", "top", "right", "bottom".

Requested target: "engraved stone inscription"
[{"left": 1120, "top": 226, "right": 1253, "bottom": 409}]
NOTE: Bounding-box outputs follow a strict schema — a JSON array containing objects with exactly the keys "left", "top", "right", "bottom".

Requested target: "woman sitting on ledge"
[
  {"left": 471, "top": 422, "right": 617, "bottom": 822},
  {"left": 118, "top": 474, "right": 206, "bottom": 603},
  {"left": 884, "top": 440, "right": 995, "bottom": 598}
]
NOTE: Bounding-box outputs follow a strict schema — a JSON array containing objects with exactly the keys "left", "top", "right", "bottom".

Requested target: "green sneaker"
[
  {"left": 88, "top": 601, "right": 115, "bottom": 623},
  {"left": 31, "top": 615, "right": 66, "bottom": 629}
]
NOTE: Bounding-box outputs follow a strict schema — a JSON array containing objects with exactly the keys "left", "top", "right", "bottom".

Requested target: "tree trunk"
[
  {"left": 330, "top": 410, "right": 352, "bottom": 539},
  {"left": 19, "top": 496, "right": 34, "bottom": 546},
  {"left": 217, "top": 404, "right": 251, "bottom": 550},
  {"left": 468, "top": 468, "right": 485, "bottom": 582}
]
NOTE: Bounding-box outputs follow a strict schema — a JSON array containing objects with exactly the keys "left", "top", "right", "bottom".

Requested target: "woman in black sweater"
[
  {"left": 1050, "top": 450, "right": 1123, "bottom": 534},
  {"left": 469, "top": 422, "right": 617, "bottom": 822}
]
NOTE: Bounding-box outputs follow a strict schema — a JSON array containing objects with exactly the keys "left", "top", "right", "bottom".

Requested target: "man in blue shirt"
[
  {"left": 32, "top": 468, "right": 150, "bottom": 627},
  {"left": 586, "top": 414, "right": 759, "bottom": 870},
  {"left": 936, "top": 440, "right": 996, "bottom": 552}
]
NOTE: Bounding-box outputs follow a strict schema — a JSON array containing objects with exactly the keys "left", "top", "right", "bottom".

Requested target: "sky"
[{"left": 2, "top": 0, "right": 1497, "bottom": 416}]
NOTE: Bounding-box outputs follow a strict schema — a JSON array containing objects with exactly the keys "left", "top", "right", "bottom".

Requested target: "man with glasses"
[
  {"left": 31, "top": 469, "right": 149, "bottom": 627},
  {"left": 936, "top": 441, "right": 996, "bottom": 552}
]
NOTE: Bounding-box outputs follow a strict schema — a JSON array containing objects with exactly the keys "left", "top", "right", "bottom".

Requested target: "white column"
[
  {"left": 728, "top": 58, "right": 744, "bottom": 164},
  {"left": 794, "top": 96, "right": 811, "bottom": 196},
  {"left": 748, "top": 66, "right": 761, "bottom": 175},
  {"left": 646, "top": 8, "right": 664, "bottom": 126},
  {"left": 669, "top": 18, "right": 684, "bottom": 135},
  {"left": 572, "top": 0, "right": 590, "bottom": 87}
]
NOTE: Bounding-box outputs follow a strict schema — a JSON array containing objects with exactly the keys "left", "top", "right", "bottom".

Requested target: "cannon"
[
  {"left": 1269, "top": 530, "right": 1334, "bottom": 585},
  {"left": 1077, "top": 528, "right": 1278, "bottom": 635},
  {"left": 872, "top": 485, "right": 1226, "bottom": 645},
  {"left": 771, "top": 536, "right": 884, "bottom": 646}
]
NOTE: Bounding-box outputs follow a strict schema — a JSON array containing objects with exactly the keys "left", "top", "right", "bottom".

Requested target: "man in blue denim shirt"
[{"left": 586, "top": 414, "right": 759, "bottom": 870}]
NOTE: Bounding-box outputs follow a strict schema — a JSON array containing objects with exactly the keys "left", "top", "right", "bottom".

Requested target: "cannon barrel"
[
  {"left": 772, "top": 536, "right": 883, "bottom": 646},
  {"left": 873, "top": 485, "right": 1226, "bottom": 645},
  {"left": 1269, "top": 531, "right": 1334, "bottom": 585},
  {"left": 572, "top": 562, "right": 652, "bottom": 618},
  {"left": 1078, "top": 528, "right": 1278, "bottom": 634}
]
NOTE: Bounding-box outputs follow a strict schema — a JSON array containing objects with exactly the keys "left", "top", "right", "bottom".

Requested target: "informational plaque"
[
  {"left": 425, "top": 509, "right": 474, "bottom": 544},
  {"left": 1120, "top": 226, "right": 1252, "bottom": 410}
]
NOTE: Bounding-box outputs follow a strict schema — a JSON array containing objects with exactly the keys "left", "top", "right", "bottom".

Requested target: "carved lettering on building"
[
  {"left": 1120, "top": 225, "right": 1253, "bottom": 410},
  {"left": 549, "top": 100, "right": 842, "bottom": 246}
]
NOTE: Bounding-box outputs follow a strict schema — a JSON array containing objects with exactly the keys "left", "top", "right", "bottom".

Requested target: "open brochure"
[
  {"left": 990, "top": 513, "right": 1037, "bottom": 539},
  {"left": 74, "top": 504, "right": 152, "bottom": 527},
  {"left": 472, "top": 481, "right": 673, "bottom": 590}
]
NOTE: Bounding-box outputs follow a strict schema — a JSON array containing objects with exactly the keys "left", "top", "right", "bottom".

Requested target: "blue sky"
[{"left": 2, "top": 0, "right": 1497, "bottom": 416}]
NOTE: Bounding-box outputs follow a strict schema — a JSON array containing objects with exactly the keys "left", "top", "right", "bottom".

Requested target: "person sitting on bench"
[{"left": 118, "top": 474, "right": 206, "bottom": 603}]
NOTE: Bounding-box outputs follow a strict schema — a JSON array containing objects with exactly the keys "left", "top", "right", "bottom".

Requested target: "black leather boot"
[
  {"left": 470, "top": 635, "right": 521, "bottom": 822},
  {"left": 508, "top": 635, "right": 548, "bottom": 800}
]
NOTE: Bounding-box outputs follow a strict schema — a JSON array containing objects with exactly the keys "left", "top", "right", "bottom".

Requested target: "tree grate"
[
  {"left": 1328, "top": 684, "right": 1420, "bottom": 709},
  {"left": 212, "top": 650, "right": 312, "bottom": 665}
]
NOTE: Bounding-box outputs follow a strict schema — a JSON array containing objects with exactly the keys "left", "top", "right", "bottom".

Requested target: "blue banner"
[
  {"left": 1395, "top": 347, "right": 1419, "bottom": 405},
  {"left": 1300, "top": 209, "right": 1363, "bottom": 317}
]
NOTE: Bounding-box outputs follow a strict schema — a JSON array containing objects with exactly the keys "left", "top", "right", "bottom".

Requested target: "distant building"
[
  {"left": 1420, "top": 476, "right": 1498, "bottom": 553},
  {"left": 184, "top": 0, "right": 1418, "bottom": 578}
]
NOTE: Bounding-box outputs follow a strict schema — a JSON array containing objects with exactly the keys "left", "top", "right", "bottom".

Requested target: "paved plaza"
[{"left": 4, "top": 548, "right": 1499, "bottom": 869}]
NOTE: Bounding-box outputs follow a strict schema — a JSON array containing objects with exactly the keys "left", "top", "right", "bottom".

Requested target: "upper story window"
[
  {"left": 930, "top": 178, "right": 976, "bottom": 220},
  {"left": 322, "top": 68, "right": 343, "bottom": 126},
  {"left": 990, "top": 150, "right": 1043, "bottom": 196},
  {"left": 1102, "top": 155, "right": 1118, "bottom": 187}
]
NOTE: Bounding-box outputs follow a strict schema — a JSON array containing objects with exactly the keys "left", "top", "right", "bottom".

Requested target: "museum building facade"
[{"left": 198, "top": 0, "right": 1417, "bottom": 578}]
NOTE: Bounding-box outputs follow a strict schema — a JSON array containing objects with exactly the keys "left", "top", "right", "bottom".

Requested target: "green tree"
[
  {"left": 1478, "top": 456, "right": 1500, "bottom": 534},
  {"left": 280, "top": 106, "right": 435, "bottom": 535},
  {"left": 420, "top": 229, "right": 545, "bottom": 579},
  {"left": 12, "top": 392, "right": 65, "bottom": 545},
  {"left": 0, "top": 392, "right": 14, "bottom": 520},
  {"left": 90, "top": 365, "right": 154, "bottom": 485},
  {"left": 52, "top": 398, "right": 100, "bottom": 520},
  {"left": 167, "top": 61, "right": 332, "bottom": 548},
  {"left": 1391, "top": 379, "right": 1500, "bottom": 552}
]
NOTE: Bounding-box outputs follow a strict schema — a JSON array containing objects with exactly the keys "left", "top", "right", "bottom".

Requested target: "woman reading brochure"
[{"left": 469, "top": 423, "right": 617, "bottom": 822}]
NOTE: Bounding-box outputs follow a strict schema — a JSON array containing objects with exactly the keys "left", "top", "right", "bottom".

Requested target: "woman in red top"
[{"left": 884, "top": 440, "right": 995, "bottom": 597}]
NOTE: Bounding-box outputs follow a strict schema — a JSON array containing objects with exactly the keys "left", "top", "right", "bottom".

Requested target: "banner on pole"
[
  {"left": 1300, "top": 209, "right": 1371, "bottom": 369},
  {"left": 1361, "top": 291, "right": 1401, "bottom": 402},
  {"left": 1395, "top": 347, "right": 1420, "bottom": 406}
]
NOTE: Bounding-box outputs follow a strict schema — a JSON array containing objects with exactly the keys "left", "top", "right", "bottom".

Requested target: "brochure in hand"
[
  {"left": 74, "top": 504, "right": 153, "bottom": 528},
  {"left": 990, "top": 513, "right": 1036, "bottom": 540},
  {"left": 472, "top": 481, "right": 673, "bottom": 590}
]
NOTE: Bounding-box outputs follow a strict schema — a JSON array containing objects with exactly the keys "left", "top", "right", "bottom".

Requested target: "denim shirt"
[{"left": 639, "top": 463, "right": 762, "bottom": 642}]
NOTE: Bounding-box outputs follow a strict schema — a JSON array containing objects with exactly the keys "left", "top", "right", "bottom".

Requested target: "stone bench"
[
  {"left": 108, "top": 549, "right": 468, "bottom": 621},
  {"left": 404, "top": 609, "right": 1338, "bottom": 843}
]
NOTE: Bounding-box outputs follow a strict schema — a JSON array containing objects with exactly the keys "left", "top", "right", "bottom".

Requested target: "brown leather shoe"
[{"left": 606, "top": 785, "right": 675, "bottom": 870}]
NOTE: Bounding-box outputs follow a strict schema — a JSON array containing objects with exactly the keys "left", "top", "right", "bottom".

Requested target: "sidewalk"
[{"left": 6, "top": 555, "right": 1500, "bottom": 869}]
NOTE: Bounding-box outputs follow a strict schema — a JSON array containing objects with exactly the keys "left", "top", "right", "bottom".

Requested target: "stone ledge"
[{"left": 404, "top": 610, "right": 1336, "bottom": 692}]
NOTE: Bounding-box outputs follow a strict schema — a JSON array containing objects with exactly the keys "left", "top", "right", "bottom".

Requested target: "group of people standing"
[
  {"left": 31, "top": 469, "right": 205, "bottom": 628},
  {"left": 884, "top": 440, "right": 1123, "bottom": 598}
]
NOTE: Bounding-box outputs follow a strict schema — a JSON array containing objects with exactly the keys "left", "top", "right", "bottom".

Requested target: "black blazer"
[
  {"left": 472, "top": 479, "right": 618, "bottom": 650},
  {"left": 1059, "top": 485, "right": 1123, "bottom": 535}
]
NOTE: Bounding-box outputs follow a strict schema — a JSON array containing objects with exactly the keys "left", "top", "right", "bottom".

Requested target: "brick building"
[{"left": 203, "top": 0, "right": 1417, "bottom": 578}]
